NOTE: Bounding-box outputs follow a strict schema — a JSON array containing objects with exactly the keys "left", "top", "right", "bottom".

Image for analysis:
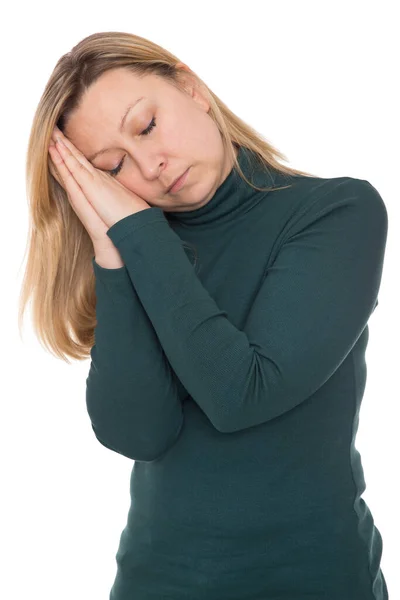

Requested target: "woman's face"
[{"left": 63, "top": 65, "right": 237, "bottom": 213}]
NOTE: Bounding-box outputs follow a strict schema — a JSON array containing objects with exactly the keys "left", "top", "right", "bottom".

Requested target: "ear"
[{"left": 174, "top": 62, "right": 211, "bottom": 113}]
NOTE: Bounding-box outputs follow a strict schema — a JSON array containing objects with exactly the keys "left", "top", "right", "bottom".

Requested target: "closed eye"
[
  {"left": 141, "top": 116, "right": 157, "bottom": 137},
  {"left": 106, "top": 116, "right": 157, "bottom": 177}
]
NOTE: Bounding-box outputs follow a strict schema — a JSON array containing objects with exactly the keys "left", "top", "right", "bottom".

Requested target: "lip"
[{"left": 168, "top": 168, "right": 190, "bottom": 193}]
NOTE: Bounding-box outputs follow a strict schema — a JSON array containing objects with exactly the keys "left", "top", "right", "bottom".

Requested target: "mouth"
[{"left": 168, "top": 168, "right": 190, "bottom": 194}]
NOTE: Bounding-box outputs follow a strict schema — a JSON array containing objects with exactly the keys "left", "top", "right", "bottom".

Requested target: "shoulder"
[{"left": 274, "top": 173, "right": 388, "bottom": 238}]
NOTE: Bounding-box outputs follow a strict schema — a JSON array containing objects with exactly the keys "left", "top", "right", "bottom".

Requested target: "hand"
[
  {"left": 48, "top": 128, "right": 121, "bottom": 254},
  {"left": 48, "top": 126, "right": 152, "bottom": 233},
  {"left": 49, "top": 130, "right": 113, "bottom": 250}
]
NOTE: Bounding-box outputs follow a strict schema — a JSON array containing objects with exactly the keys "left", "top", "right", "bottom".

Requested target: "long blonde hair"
[{"left": 18, "top": 30, "right": 318, "bottom": 363}]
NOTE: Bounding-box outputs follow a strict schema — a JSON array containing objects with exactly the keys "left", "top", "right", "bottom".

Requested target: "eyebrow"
[{"left": 87, "top": 96, "right": 146, "bottom": 161}]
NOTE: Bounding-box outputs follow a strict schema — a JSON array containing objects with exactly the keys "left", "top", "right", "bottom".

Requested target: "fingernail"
[{"left": 56, "top": 137, "right": 64, "bottom": 147}]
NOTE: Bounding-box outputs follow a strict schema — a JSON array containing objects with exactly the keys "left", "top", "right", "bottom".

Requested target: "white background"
[{"left": 2, "top": 1, "right": 398, "bottom": 598}]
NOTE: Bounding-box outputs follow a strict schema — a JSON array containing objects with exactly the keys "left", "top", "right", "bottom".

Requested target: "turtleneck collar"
[{"left": 164, "top": 145, "right": 280, "bottom": 227}]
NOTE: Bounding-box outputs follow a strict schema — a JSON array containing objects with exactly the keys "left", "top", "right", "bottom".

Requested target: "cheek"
[
  {"left": 118, "top": 169, "right": 146, "bottom": 195},
  {"left": 166, "top": 108, "right": 212, "bottom": 152},
  {"left": 163, "top": 111, "right": 189, "bottom": 141}
]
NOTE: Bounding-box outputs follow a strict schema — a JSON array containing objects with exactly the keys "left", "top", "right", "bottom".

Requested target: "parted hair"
[{"left": 18, "top": 31, "right": 317, "bottom": 363}]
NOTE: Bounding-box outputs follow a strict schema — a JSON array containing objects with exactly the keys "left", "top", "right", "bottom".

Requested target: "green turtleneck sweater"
[{"left": 86, "top": 147, "right": 389, "bottom": 599}]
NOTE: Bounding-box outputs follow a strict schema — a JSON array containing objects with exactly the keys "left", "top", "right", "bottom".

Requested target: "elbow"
[
  {"left": 90, "top": 418, "right": 184, "bottom": 462},
  {"left": 208, "top": 408, "right": 240, "bottom": 434}
]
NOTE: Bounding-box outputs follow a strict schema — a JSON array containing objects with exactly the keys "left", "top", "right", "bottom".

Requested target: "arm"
[
  {"left": 86, "top": 258, "right": 186, "bottom": 461},
  {"left": 105, "top": 178, "right": 388, "bottom": 433}
]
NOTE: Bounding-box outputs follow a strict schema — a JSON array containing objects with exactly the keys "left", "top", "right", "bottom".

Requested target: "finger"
[
  {"left": 48, "top": 145, "right": 89, "bottom": 213},
  {"left": 49, "top": 146, "right": 108, "bottom": 237},
  {"left": 49, "top": 127, "right": 76, "bottom": 177},
  {"left": 55, "top": 137, "right": 97, "bottom": 199},
  {"left": 53, "top": 130, "right": 94, "bottom": 175},
  {"left": 48, "top": 143, "right": 65, "bottom": 188},
  {"left": 51, "top": 125, "right": 65, "bottom": 144},
  {"left": 51, "top": 125, "right": 63, "bottom": 145},
  {"left": 48, "top": 145, "right": 109, "bottom": 241},
  {"left": 48, "top": 129, "right": 81, "bottom": 186}
]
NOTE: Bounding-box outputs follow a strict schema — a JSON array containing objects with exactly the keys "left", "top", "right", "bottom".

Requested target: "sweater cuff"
[
  {"left": 106, "top": 206, "right": 169, "bottom": 246},
  {"left": 91, "top": 255, "right": 136, "bottom": 299}
]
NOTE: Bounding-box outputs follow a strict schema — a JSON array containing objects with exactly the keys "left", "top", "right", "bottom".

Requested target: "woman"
[{"left": 19, "top": 31, "right": 389, "bottom": 599}]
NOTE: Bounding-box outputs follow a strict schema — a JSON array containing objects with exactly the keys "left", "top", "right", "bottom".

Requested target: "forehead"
[
  {"left": 85, "top": 68, "right": 166, "bottom": 101},
  {"left": 63, "top": 69, "right": 168, "bottom": 153},
  {"left": 69, "top": 69, "right": 163, "bottom": 124}
]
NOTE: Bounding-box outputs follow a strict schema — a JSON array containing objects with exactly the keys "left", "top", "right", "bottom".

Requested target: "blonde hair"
[{"left": 18, "top": 31, "right": 318, "bottom": 363}]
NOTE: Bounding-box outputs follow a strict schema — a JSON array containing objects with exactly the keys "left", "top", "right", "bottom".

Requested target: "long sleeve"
[
  {"left": 105, "top": 178, "right": 388, "bottom": 434},
  {"left": 85, "top": 259, "right": 186, "bottom": 461}
]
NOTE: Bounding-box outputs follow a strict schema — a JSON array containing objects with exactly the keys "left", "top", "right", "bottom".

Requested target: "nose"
[{"left": 135, "top": 155, "right": 165, "bottom": 182}]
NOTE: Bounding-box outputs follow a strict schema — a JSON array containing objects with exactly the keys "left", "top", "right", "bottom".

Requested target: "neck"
[{"left": 165, "top": 145, "right": 281, "bottom": 227}]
